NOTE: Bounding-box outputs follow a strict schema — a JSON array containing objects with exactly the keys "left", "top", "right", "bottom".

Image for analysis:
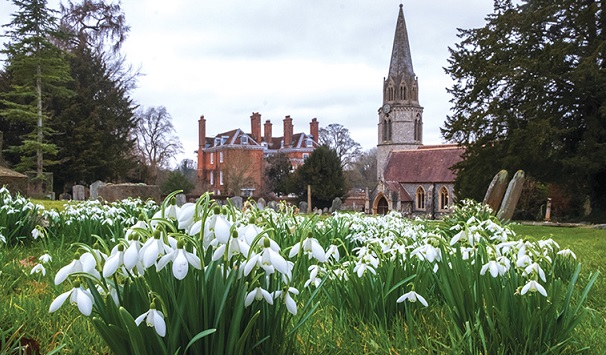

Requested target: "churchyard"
[{"left": 0, "top": 187, "right": 604, "bottom": 354}]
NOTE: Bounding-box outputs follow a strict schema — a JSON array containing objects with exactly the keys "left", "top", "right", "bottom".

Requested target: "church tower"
[{"left": 377, "top": 4, "right": 424, "bottom": 181}]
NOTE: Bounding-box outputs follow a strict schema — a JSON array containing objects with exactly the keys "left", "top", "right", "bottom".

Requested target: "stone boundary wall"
[{"left": 98, "top": 183, "right": 161, "bottom": 203}]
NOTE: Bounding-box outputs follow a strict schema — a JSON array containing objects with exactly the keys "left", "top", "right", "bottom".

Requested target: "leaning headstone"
[
  {"left": 175, "top": 193, "right": 187, "bottom": 207},
  {"left": 497, "top": 170, "right": 525, "bottom": 221},
  {"left": 483, "top": 170, "right": 509, "bottom": 213},
  {"left": 330, "top": 197, "right": 342, "bottom": 213},
  {"left": 90, "top": 180, "right": 106, "bottom": 200},
  {"left": 299, "top": 201, "right": 308, "bottom": 214},
  {"left": 230, "top": 196, "right": 243, "bottom": 210},
  {"left": 72, "top": 184, "right": 86, "bottom": 201}
]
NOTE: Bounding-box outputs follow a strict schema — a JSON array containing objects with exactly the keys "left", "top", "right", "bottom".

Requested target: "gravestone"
[
  {"left": 299, "top": 201, "right": 308, "bottom": 214},
  {"left": 330, "top": 197, "right": 342, "bottom": 213},
  {"left": 267, "top": 200, "right": 278, "bottom": 211},
  {"left": 230, "top": 196, "right": 243, "bottom": 209},
  {"left": 497, "top": 170, "right": 525, "bottom": 221},
  {"left": 483, "top": 170, "right": 509, "bottom": 213},
  {"left": 72, "top": 185, "right": 86, "bottom": 201},
  {"left": 175, "top": 193, "right": 187, "bottom": 207},
  {"left": 59, "top": 192, "right": 71, "bottom": 200},
  {"left": 90, "top": 180, "right": 106, "bottom": 200},
  {"left": 257, "top": 197, "right": 266, "bottom": 210}
]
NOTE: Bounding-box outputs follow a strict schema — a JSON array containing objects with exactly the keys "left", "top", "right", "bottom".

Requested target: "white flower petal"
[
  {"left": 172, "top": 250, "right": 189, "bottom": 280},
  {"left": 49, "top": 290, "right": 71, "bottom": 313}
]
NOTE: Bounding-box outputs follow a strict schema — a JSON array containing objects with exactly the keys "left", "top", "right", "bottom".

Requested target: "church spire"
[{"left": 388, "top": 4, "right": 415, "bottom": 82}]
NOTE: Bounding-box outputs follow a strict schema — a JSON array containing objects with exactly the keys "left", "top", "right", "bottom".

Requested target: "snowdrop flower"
[
  {"left": 31, "top": 263, "right": 46, "bottom": 276},
  {"left": 135, "top": 303, "right": 166, "bottom": 337},
  {"left": 177, "top": 203, "right": 196, "bottom": 230},
  {"left": 521, "top": 280, "right": 548, "bottom": 297},
  {"left": 211, "top": 214, "right": 233, "bottom": 244},
  {"left": 96, "top": 284, "right": 119, "bottom": 305},
  {"left": 244, "top": 238, "right": 289, "bottom": 276},
  {"left": 237, "top": 223, "right": 263, "bottom": 245},
  {"left": 324, "top": 244, "right": 340, "bottom": 263},
  {"left": 245, "top": 285, "right": 273, "bottom": 307},
  {"left": 157, "top": 241, "right": 201, "bottom": 280},
  {"left": 123, "top": 235, "right": 144, "bottom": 271},
  {"left": 449, "top": 229, "right": 466, "bottom": 245},
  {"left": 211, "top": 233, "right": 250, "bottom": 261},
  {"left": 289, "top": 237, "right": 325, "bottom": 262},
  {"left": 55, "top": 252, "right": 100, "bottom": 285},
  {"left": 524, "top": 262, "right": 547, "bottom": 282},
  {"left": 304, "top": 264, "right": 322, "bottom": 288},
  {"left": 480, "top": 260, "right": 505, "bottom": 278},
  {"left": 557, "top": 248, "right": 577, "bottom": 259},
  {"left": 39, "top": 253, "right": 52, "bottom": 263},
  {"left": 103, "top": 244, "right": 126, "bottom": 278},
  {"left": 396, "top": 290, "right": 429, "bottom": 307},
  {"left": 139, "top": 231, "right": 177, "bottom": 268},
  {"left": 150, "top": 204, "right": 180, "bottom": 228},
  {"left": 125, "top": 219, "right": 148, "bottom": 239},
  {"left": 49, "top": 281, "right": 94, "bottom": 316},
  {"left": 516, "top": 253, "right": 533, "bottom": 268},
  {"left": 31, "top": 227, "right": 40, "bottom": 240},
  {"left": 353, "top": 261, "right": 376, "bottom": 278},
  {"left": 273, "top": 287, "right": 299, "bottom": 315}
]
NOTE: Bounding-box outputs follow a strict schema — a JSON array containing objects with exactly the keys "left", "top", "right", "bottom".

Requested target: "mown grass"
[{"left": 1, "top": 214, "right": 604, "bottom": 354}]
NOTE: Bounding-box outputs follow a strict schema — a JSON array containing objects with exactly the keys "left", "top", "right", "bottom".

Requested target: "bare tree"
[
  {"left": 223, "top": 150, "right": 257, "bottom": 196},
  {"left": 319, "top": 123, "right": 362, "bottom": 169},
  {"left": 346, "top": 148, "right": 377, "bottom": 189},
  {"left": 133, "top": 106, "right": 183, "bottom": 184}
]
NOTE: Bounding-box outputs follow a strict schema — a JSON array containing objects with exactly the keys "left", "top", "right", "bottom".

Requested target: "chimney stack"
[
  {"left": 250, "top": 112, "right": 261, "bottom": 142},
  {"left": 197, "top": 116, "right": 206, "bottom": 177},
  {"left": 283, "top": 115, "right": 293, "bottom": 147},
  {"left": 310, "top": 118, "right": 319, "bottom": 142},
  {"left": 264, "top": 119, "right": 272, "bottom": 144}
]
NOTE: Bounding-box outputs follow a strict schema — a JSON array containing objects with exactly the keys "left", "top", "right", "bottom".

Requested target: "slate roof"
[{"left": 383, "top": 145, "right": 463, "bottom": 183}]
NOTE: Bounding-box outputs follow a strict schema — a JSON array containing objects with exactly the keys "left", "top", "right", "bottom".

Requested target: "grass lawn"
[{"left": 1, "top": 216, "right": 604, "bottom": 354}]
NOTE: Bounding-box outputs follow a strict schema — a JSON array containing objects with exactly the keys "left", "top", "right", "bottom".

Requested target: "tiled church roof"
[{"left": 383, "top": 145, "right": 463, "bottom": 183}]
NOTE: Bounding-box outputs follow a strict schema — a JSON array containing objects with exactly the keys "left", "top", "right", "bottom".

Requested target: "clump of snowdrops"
[
  {"left": 0, "top": 186, "right": 44, "bottom": 245},
  {"left": 49, "top": 192, "right": 324, "bottom": 354},
  {"left": 41, "top": 197, "right": 159, "bottom": 245}
]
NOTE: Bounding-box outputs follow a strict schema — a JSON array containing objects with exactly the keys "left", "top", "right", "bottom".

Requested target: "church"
[{"left": 369, "top": 4, "right": 464, "bottom": 217}]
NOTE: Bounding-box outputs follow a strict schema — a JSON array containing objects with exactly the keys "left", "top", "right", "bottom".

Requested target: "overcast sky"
[{"left": 1, "top": 0, "right": 495, "bottom": 166}]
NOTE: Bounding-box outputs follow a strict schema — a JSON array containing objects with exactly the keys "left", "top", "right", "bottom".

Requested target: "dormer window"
[
  {"left": 241, "top": 135, "right": 248, "bottom": 145},
  {"left": 214, "top": 137, "right": 220, "bottom": 147},
  {"left": 221, "top": 136, "right": 228, "bottom": 145},
  {"left": 306, "top": 138, "right": 313, "bottom": 147},
  {"left": 261, "top": 142, "right": 268, "bottom": 149},
  {"left": 280, "top": 140, "right": 284, "bottom": 148}
]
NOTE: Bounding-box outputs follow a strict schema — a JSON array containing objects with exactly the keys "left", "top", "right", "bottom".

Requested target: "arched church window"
[
  {"left": 399, "top": 85, "right": 406, "bottom": 100},
  {"left": 382, "top": 118, "right": 392, "bottom": 141},
  {"left": 416, "top": 186, "right": 425, "bottom": 210},
  {"left": 439, "top": 186, "right": 450, "bottom": 210}
]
